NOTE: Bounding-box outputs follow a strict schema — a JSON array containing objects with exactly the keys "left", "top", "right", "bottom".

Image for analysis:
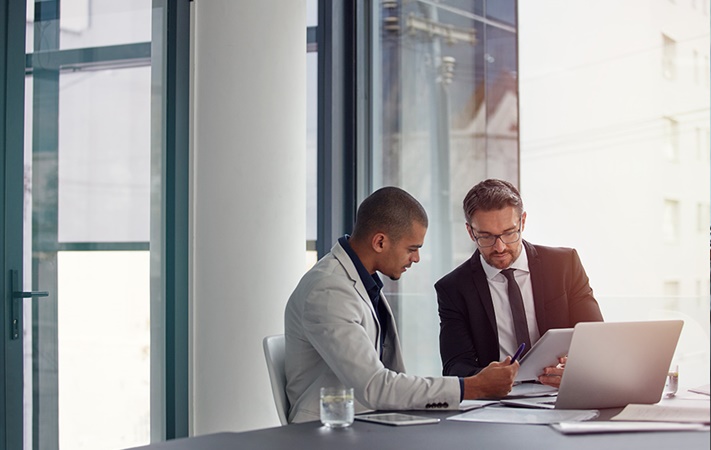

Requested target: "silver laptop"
[{"left": 502, "top": 320, "right": 683, "bottom": 410}]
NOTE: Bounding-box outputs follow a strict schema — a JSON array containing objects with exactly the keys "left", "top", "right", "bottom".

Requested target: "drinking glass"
[
  {"left": 663, "top": 365, "right": 679, "bottom": 398},
  {"left": 320, "top": 387, "right": 354, "bottom": 428}
]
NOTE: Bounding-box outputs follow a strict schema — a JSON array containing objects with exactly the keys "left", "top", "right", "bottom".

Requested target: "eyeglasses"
[{"left": 469, "top": 223, "right": 522, "bottom": 248}]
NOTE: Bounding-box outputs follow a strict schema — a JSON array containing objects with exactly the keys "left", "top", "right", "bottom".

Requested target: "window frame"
[{"left": 0, "top": 0, "right": 191, "bottom": 446}]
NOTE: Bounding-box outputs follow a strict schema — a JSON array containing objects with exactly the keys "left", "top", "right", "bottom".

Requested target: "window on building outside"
[
  {"left": 662, "top": 33, "right": 676, "bottom": 79},
  {"left": 663, "top": 199, "right": 680, "bottom": 243},
  {"left": 663, "top": 117, "right": 680, "bottom": 161}
]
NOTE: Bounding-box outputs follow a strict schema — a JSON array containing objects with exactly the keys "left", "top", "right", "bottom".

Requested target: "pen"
[{"left": 511, "top": 343, "right": 526, "bottom": 364}]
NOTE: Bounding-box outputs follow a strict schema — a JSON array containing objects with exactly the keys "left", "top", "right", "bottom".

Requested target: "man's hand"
[
  {"left": 462, "top": 357, "right": 518, "bottom": 399},
  {"left": 538, "top": 356, "right": 567, "bottom": 388}
]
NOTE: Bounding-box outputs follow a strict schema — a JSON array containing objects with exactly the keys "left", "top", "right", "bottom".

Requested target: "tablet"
[
  {"left": 515, "top": 328, "right": 573, "bottom": 382},
  {"left": 354, "top": 413, "right": 440, "bottom": 426}
]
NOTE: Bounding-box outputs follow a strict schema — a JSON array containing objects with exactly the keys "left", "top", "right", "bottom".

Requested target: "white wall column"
[{"left": 191, "top": 0, "right": 306, "bottom": 433}]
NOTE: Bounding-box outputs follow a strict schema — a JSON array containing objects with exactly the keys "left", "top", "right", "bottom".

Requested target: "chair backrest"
[{"left": 263, "top": 334, "right": 290, "bottom": 425}]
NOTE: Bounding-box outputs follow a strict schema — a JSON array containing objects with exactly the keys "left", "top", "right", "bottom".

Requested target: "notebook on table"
[{"left": 502, "top": 320, "right": 684, "bottom": 410}]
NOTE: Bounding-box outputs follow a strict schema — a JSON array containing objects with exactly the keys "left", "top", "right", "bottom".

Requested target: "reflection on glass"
[
  {"left": 372, "top": 0, "right": 519, "bottom": 376},
  {"left": 26, "top": 0, "right": 151, "bottom": 52},
  {"left": 58, "top": 68, "right": 151, "bottom": 243},
  {"left": 372, "top": 0, "right": 710, "bottom": 384}
]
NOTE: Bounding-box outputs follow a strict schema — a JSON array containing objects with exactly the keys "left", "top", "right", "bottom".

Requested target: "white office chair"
[{"left": 263, "top": 334, "right": 290, "bottom": 425}]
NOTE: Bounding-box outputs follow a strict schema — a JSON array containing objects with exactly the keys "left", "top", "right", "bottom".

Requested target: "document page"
[
  {"left": 458, "top": 400, "right": 499, "bottom": 411},
  {"left": 507, "top": 383, "right": 557, "bottom": 398},
  {"left": 611, "top": 404, "right": 711, "bottom": 424},
  {"left": 689, "top": 384, "right": 710, "bottom": 396},
  {"left": 447, "top": 406, "right": 598, "bottom": 424},
  {"left": 551, "top": 421, "right": 709, "bottom": 435}
]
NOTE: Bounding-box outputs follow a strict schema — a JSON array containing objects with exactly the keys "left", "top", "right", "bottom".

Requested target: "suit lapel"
[
  {"left": 331, "top": 242, "right": 383, "bottom": 352},
  {"left": 470, "top": 251, "right": 498, "bottom": 342},
  {"left": 332, "top": 242, "right": 375, "bottom": 310},
  {"left": 525, "top": 241, "right": 547, "bottom": 333},
  {"left": 379, "top": 294, "right": 405, "bottom": 371}
]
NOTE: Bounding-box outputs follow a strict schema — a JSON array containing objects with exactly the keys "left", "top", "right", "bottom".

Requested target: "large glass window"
[
  {"left": 23, "top": 1, "right": 153, "bottom": 448},
  {"left": 306, "top": 0, "right": 318, "bottom": 268},
  {"left": 519, "top": 1, "right": 710, "bottom": 388},
  {"left": 58, "top": 68, "right": 151, "bottom": 243},
  {"left": 371, "top": 0, "right": 519, "bottom": 375},
  {"left": 366, "top": 0, "right": 710, "bottom": 389}
]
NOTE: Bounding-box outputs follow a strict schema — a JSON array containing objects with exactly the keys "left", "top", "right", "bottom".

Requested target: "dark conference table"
[{"left": 128, "top": 407, "right": 709, "bottom": 450}]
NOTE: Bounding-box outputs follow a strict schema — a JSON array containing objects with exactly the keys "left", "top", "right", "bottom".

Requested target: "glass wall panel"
[
  {"left": 371, "top": 0, "right": 519, "bottom": 376},
  {"left": 58, "top": 68, "right": 151, "bottom": 243},
  {"left": 518, "top": 0, "right": 710, "bottom": 385},
  {"left": 23, "top": 1, "right": 153, "bottom": 448},
  {"left": 307, "top": 0, "right": 318, "bottom": 27},
  {"left": 306, "top": 51, "right": 318, "bottom": 268},
  {"left": 368, "top": 0, "right": 709, "bottom": 386},
  {"left": 26, "top": 0, "right": 151, "bottom": 52},
  {"left": 57, "top": 251, "right": 150, "bottom": 450}
]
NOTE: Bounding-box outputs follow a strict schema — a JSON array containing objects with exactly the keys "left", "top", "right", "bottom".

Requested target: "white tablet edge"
[
  {"left": 354, "top": 413, "right": 441, "bottom": 426},
  {"left": 514, "top": 328, "right": 574, "bottom": 382}
]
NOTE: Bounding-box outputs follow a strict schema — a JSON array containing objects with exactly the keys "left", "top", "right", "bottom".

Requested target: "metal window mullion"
[
  {"left": 151, "top": 0, "right": 190, "bottom": 442},
  {"left": 2, "top": 0, "right": 29, "bottom": 449},
  {"left": 317, "top": 0, "right": 359, "bottom": 257}
]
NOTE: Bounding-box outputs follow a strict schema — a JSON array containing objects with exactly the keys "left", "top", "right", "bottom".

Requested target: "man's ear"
[
  {"left": 520, "top": 211, "right": 527, "bottom": 232},
  {"left": 466, "top": 222, "right": 476, "bottom": 241},
  {"left": 371, "top": 232, "right": 387, "bottom": 253}
]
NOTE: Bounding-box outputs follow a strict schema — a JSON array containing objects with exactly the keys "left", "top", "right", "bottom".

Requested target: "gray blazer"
[{"left": 284, "top": 241, "right": 460, "bottom": 423}]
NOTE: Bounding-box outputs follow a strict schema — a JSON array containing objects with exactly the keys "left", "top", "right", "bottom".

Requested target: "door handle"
[{"left": 10, "top": 270, "right": 49, "bottom": 340}]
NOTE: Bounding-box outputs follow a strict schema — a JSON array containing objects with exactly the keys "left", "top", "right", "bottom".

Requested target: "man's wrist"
[{"left": 462, "top": 374, "right": 479, "bottom": 399}]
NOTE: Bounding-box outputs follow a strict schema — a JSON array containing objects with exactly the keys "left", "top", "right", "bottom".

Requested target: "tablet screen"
[{"left": 515, "top": 328, "right": 573, "bottom": 382}]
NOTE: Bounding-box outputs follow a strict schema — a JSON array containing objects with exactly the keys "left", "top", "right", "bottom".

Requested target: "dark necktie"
[
  {"left": 501, "top": 268, "right": 531, "bottom": 356},
  {"left": 370, "top": 292, "right": 388, "bottom": 359}
]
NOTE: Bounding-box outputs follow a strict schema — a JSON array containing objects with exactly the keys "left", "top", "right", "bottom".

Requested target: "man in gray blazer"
[{"left": 285, "top": 187, "right": 518, "bottom": 424}]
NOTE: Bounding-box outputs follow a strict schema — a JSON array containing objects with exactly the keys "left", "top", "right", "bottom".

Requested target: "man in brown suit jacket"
[{"left": 436, "top": 179, "right": 603, "bottom": 386}]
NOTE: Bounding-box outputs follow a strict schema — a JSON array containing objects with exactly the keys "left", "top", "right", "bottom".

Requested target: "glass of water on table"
[{"left": 320, "top": 387, "right": 354, "bottom": 428}]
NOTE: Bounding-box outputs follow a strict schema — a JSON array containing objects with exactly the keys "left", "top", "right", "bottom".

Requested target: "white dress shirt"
[{"left": 479, "top": 249, "right": 541, "bottom": 360}]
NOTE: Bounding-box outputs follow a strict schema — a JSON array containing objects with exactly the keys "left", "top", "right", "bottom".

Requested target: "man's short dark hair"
[
  {"left": 351, "top": 186, "right": 428, "bottom": 242},
  {"left": 462, "top": 179, "right": 524, "bottom": 221}
]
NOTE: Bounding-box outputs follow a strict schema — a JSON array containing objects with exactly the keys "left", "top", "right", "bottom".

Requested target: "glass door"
[{"left": 13, "top": 1, "right": 153, "bottom": 449}]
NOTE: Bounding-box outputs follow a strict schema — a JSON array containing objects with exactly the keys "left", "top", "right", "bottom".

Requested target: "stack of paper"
[
  {"left": 507, "top": 382, "right": 557, "bottom": 398},
  {"left": 448, "top": 406, "right": 598, "bottom": 424},
  {"left": 550, "top": 401, "right": 711, "bottom": 435},
  {"left": 458, "top": 400, "right": 499, "bottom": 411},
  {"left": 551, "top": 421, "right": 708, "bottom": 435},
  {"left": 611, "top": 404, "right": 710, "bottom": 424}
]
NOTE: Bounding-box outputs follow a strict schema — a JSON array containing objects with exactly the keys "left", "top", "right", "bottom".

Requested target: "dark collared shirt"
[{"left": 338, "top": 235, "right": 388, "bottom": 351}]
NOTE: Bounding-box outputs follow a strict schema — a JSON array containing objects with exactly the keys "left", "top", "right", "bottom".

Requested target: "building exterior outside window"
[
  {"left": 370, "top": 0, "right": 519, "bottom": 376},
  {"left": 365, "top": 0, "right": 709, "bottom": 388}
]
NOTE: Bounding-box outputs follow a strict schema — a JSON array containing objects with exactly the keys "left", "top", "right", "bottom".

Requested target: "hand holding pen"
[{"left": 511, "top": 343, "right": 526, "bottom": 364}]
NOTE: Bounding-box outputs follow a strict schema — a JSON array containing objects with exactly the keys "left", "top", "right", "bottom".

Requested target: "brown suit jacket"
[{"left": 435, "top": 240, "right": 603, "bottom": 376}]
